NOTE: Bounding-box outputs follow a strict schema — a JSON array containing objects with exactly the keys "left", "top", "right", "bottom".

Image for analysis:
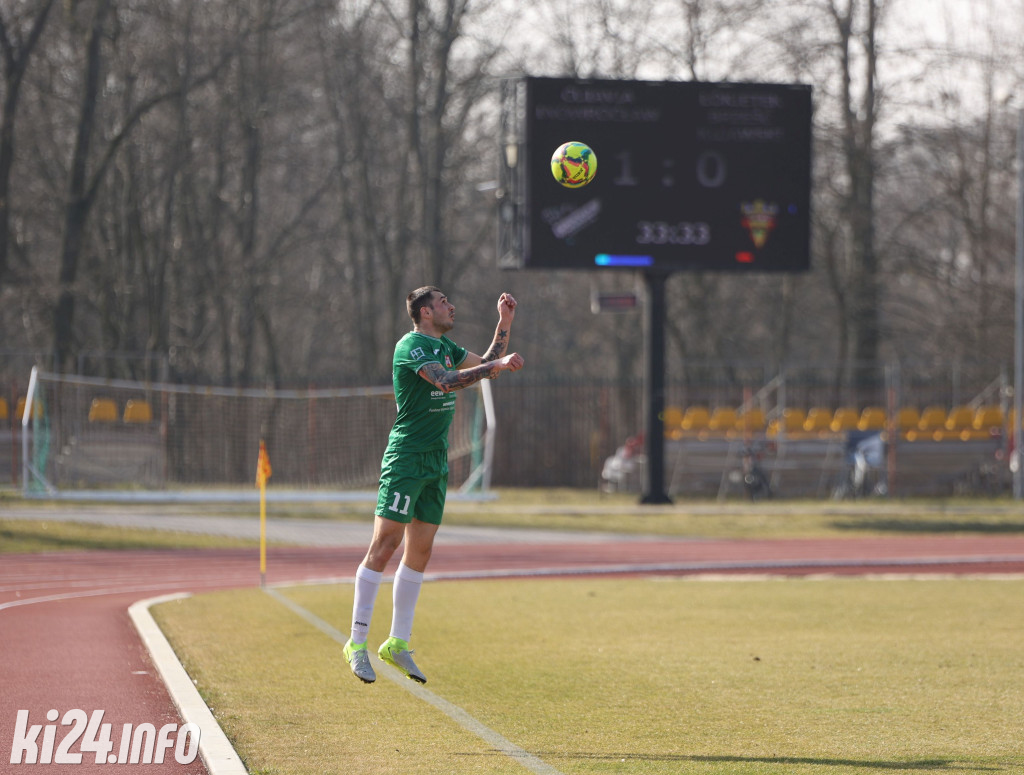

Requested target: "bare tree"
[
  {"left": 51, "top": 0, "right": 229, "bottom": 372},
  {"left": 832, "top": 0, "right": 882, "bottom": 383},
  {"left": 52, "top": 0, "right": 113, "bottom": 372},
  {"left": 764, "top": 0, "right": 886, "bottom": 394},
  {"left": 0, "top": 0, "right": 56, "bottom": 284},
  {"left": 879, "top": 5, "right": 1019, "bottom": 384}
]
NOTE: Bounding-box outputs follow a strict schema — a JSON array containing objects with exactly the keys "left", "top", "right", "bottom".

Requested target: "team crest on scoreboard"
[{"left": 740, "top": 200, "right": 779, "bottom": 249}]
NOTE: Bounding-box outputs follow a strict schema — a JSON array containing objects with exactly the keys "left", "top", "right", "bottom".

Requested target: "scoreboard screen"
[{"left": 505, "top": 77, "right": 812, "bottom": 272}]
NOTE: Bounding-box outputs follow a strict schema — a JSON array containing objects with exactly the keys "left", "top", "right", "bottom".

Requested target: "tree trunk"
[
  {"left": 0, "top": 0, "right": 56, "bottom": 283},
  {"left": 54, "top": 0, "right": 111, "bottom": 372}
]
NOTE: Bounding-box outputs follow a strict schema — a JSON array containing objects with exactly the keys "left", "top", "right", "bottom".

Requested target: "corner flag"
[
  {"left": 256, "top": 440, "right": 272, "bottom": 486},
  {"left": 256, "top": 440, "right": 271, "bottom": 586}
]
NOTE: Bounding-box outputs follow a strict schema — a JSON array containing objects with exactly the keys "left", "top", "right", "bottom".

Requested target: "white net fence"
[{"left": 20, "top": 369, "right": 492, "bottom": 499}]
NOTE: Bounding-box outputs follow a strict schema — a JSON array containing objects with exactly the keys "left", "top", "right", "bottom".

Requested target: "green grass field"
[
  {"left": 0, "top": 517, "right": 256, "bottom": 552},
  {"left": 154, "top": 576, "right": 1024, "bottom": 775}
]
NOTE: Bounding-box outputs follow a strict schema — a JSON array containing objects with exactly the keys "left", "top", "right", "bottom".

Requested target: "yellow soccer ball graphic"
[{"left": 550, "top": 141, "right": 597, "bottom": 188}]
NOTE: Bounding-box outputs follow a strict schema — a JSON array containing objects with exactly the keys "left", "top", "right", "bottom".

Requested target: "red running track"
[{"left": 2, "top": 536, "right": 1024, "bottom": 774}]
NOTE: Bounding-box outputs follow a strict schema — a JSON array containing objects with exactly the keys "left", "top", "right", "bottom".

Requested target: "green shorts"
[{"left": 375, "top": 448, "right": 449, "bottom": 525}]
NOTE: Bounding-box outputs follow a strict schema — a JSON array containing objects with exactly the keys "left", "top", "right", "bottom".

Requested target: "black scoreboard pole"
[{"left": 642, "top": 270, "right": 672, "bottom": 504}]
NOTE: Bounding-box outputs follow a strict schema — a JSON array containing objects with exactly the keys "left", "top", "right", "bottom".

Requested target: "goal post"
[
  {"left": 21, "top": 366, "right": 56, "bottom": 495},
  {"left": 20, "top": 367, "right": 496, "bottom": 502}
]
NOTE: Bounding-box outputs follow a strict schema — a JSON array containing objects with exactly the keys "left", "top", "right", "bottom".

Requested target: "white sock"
[
  {"left": 351, "top": 564, "right": 383, "bottom": 645},
  {"left": 390, "top": 562, "right": 424, "bottom": 643}
]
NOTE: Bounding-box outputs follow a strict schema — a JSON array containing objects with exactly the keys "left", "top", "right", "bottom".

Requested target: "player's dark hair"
[{"left": 407, "top": 286, "right": 442, "bottom": 323}]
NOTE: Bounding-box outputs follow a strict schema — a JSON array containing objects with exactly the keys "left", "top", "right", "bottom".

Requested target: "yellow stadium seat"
[
  {"left": 956, "top": 405, "right": 1005, "bottom": 441},
  {"left": 662, "top": 406, "right": 683, "bottom": 426},
  {"left": 973, "top": 405, "right": 1004, "bottom": 432},
  {"left": 917, "top": 405, "right": 947, "bottom": 433},
  {"left": 767, "top": 407, "right": 807, "bottom": 437},
  {"left": 123, "top": 399, "right": 153, "bottom": 424},
  {"left": 802, "top": 407, "right": 833, "bottom": 434},
  {"left": 829, "top": 406, "right": 860, "bottom": 433},
  {"left": 708, "top": 407, "right": 738, "bottom": 434},
  {"left": 896, "top": 406, "right": 920, "bottom": 433},
  {"left": 0, "top": 397, "right": 7, "bottom": 422},
  {"left": 88, "top": 398, "right": 119, "bottom": 423},
  {"left": 857, "top": 406, "right": 887, "bottom": 431},
  {"left": 681, "top": 406, "right": 710, "bottom": 432},
  {"left": 945, "top": 405, "right": 975, "bottom": 432},
  {"left": 736, "top": 408, "right": 766, "bottom": 433}
]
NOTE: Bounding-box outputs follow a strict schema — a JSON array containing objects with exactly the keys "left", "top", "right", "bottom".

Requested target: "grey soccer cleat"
[
  {"left": 343, "top": 639, "right": 376, "bottom": 684},
  {"left": 377, "top": 637, "right": 426, "bottom": 683}
]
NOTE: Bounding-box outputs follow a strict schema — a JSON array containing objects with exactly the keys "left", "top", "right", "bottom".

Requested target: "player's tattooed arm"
[
  {"left": 419, "top": 351, "right": 523, "bottom": 393},
  {"left": 476, "top": 293, "right": 517, "bottom": 364},
  {"left": 419, "top": 361, "right": 501, "bottom": 393},
  {"left": 481, "top": 328, "right": 509, "bottom": 363}
]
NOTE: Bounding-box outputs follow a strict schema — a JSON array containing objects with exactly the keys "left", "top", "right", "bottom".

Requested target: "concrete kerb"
[{"left": 128, "top": 594, "right": 249, "bottom": 775}]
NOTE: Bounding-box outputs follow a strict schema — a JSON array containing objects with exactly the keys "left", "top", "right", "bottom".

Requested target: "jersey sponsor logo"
[{"left": 410, "top": 346, "right": 427, "bottom": 360}]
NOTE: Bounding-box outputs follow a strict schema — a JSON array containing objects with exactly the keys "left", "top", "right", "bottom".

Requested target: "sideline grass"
[
  {"left": 154, "top": 577, "right": 1024, "bottom": 775},
  {"left": 0, "top": 518, "right": 256, "bottom": 553},
  {"left": 444, "top": 492, "right": 1024, "bottom": 538},
  {"left": 5, "top": 489, "right": 1024, "bottom": 543}
]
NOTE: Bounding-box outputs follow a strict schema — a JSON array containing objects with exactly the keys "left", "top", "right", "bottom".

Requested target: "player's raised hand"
[{"left": 497, "top": 293, "right": 517, "bottom": 321}]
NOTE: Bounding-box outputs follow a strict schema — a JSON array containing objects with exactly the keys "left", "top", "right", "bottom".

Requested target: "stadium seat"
[
  {"left": 736, "top": 408, "right": 766, "bottom": 433},
  {"left": 917, "top": 405, "right": 947, "bottom": 433},
  {"left": 88, "top": 398, "right": 119, "bottom": 423},
  {"left": 829, "top": 406, "right": 860, "bottom": 433},
  {"left": 123, "top": 399, "right": 153, "bottom": 424},
  {"left": 0, "top": 397, "right": 7, "bottom": 422},
  {"left": 708, "top": 407, "right": 738, "bottom": 434},
  {"left": 973, "top": 405, "right": 1004, "bottom": 433},
  {"left": 957, "top": 405, "right": 1005, "bottom": 440},
  {"left": 767, "top": 407, "right": 807, "bottom": 437},
  {"left": 802, "top": 407, "right": 833, "bottom": 434},
  {"left": 895, "top": 406, "right": 921, "bottom": 437},
  {"left": 857, "top": 406, "right": 887, "bottom": 431},
  {"left": 681, "top": 405, "right": 710, "bottom": 433},
  {"left": 945, "top": 405, "right": 975, "bottom": 433}
]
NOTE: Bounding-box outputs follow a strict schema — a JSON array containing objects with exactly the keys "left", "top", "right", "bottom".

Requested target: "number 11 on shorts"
[{"left": 388, "top": 492, "right": 410, "bottom": 516}]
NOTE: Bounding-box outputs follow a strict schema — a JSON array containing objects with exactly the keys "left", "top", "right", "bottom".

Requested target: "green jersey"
[{"left": 385, "top": 331, "right": 468, "bottom": 454}]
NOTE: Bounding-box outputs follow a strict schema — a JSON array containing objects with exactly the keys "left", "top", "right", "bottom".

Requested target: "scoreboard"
[{"left": 499, "top": 77, "right": 812, "bottom": 273}]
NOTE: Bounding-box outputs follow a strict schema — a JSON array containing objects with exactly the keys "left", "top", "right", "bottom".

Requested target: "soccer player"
[{"left": 343, "top": 287, "right": 524, "bottom": 683}]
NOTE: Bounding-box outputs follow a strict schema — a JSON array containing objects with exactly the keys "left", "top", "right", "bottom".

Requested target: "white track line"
[
  {"left": 263, "top": 587, "right": 566, "bottom": 775},
  {"left": 0, "top": 577, "right": 256, "bottom": 611},
  {"left": 129, "top": 594, "right": 249, "bottom": 775}
]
